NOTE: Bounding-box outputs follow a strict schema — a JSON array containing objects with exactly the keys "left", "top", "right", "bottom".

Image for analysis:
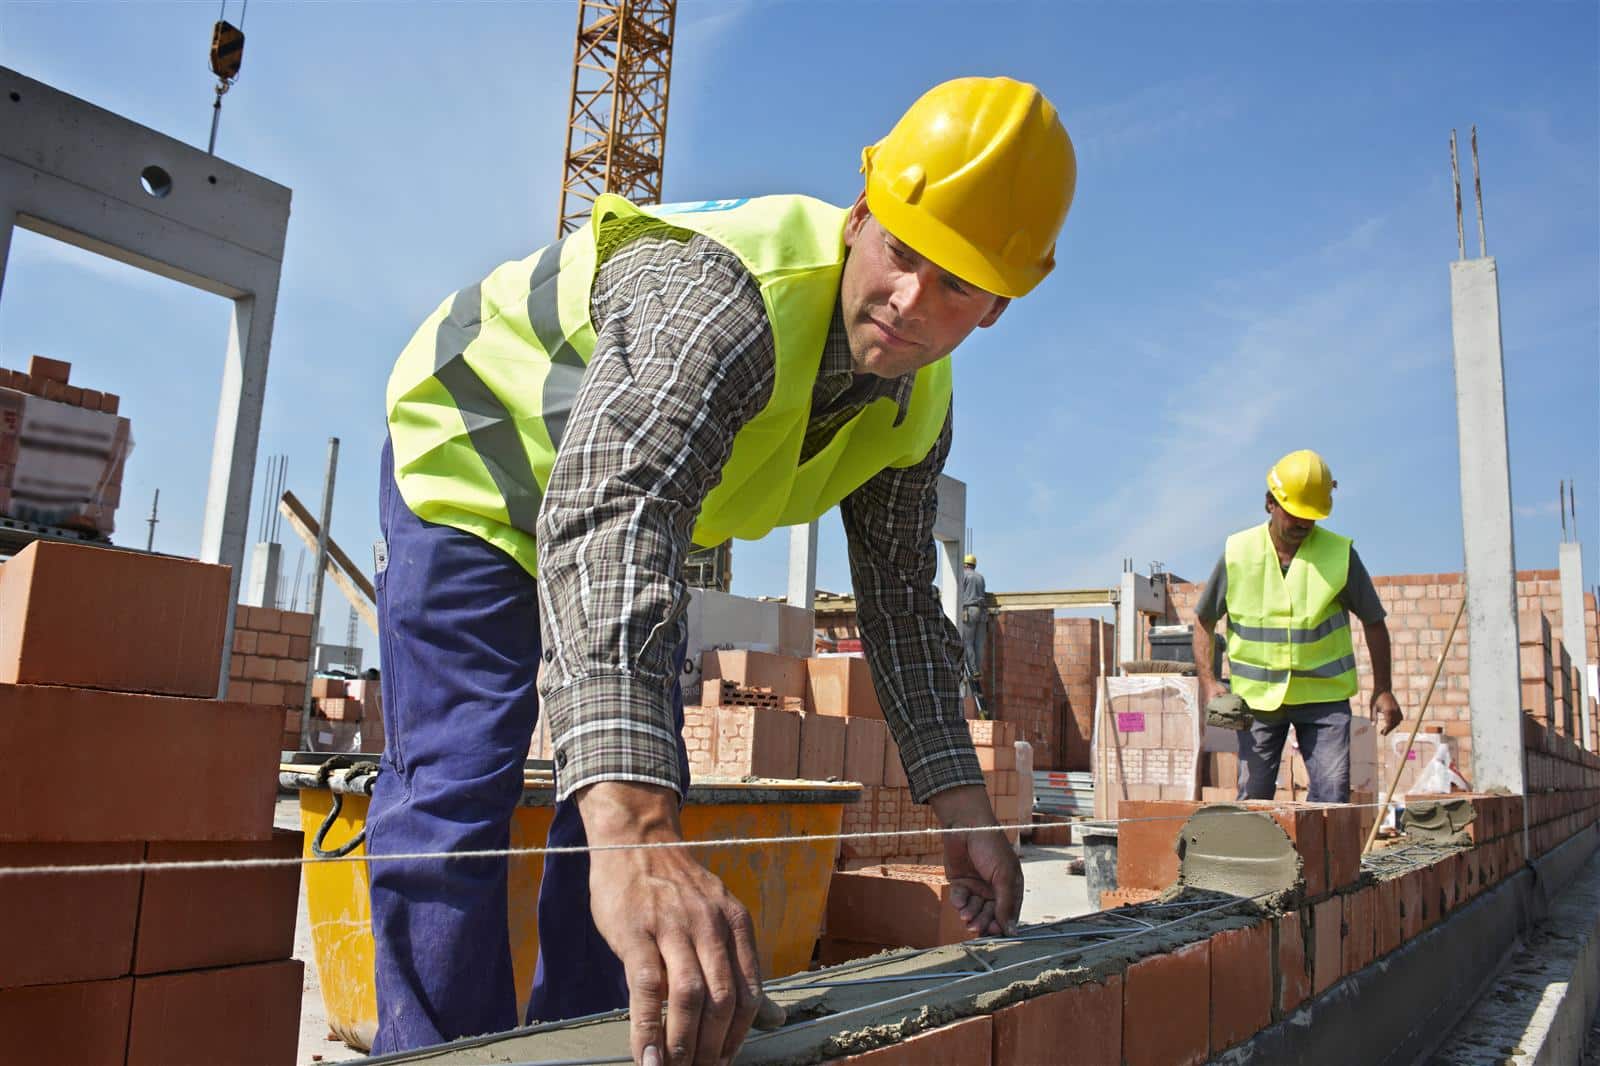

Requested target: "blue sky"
[{"left": 2, "top": 2, "right": 1596, "bottom": 663}]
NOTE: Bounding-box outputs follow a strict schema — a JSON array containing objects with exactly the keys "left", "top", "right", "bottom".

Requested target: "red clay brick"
[
  {"left": 0, "top": 842, "right": 142, "bottom": 986},
  {"left": 843, "top": 716, "right": 887, "bottom": 786},
  {"left": 977, "top": 743, "right": 1017, "bottom": 771},
  {"left": 818, "top": 936, "right": 886, "bottom": 966},
  {"left": 233, "top": 629, "right": 259, "bottom": 655},
  {"left": 257, "top": 631, "right": 291, "bottom": 658},
  {"left": 272, "top": 657, "right": 307, "bottom": 685},
  {"left": 1375, "top": 878, "right": 1402, "bottom": 957},
  {"left": 1323, "top": 805, "right": 1363, "bottom": 892},
  {"left": 134, "top": 829, "right": 302, "bottom": 974},
  {"left": 1210, "top": 923, "right": 1272, "bottom": 1053},
  {"left": 0, "top": 684, "right": 281, "bottom": 842},
  {"left": 127, "top": 959, "right": 302, "bottom": 1066},
  {"left": 838, "top": 1014, "right": 991, "bottom": 1064},
  {"left": 242, "top": 655, "right": 277, "bottom": 682},
  {"left": 799, "top": 712, "right": 847, "bottom": 781},
  {"left": 1342, "top": 887, "right": 1376, "bottom": 974},
  {"left": 288, "top": 635, "right": 311, "bottom": 660},
  {"left": 1276, "top": 909, "right": 1312, "bottom": 1015},
  {"left": 825, "top": 864, "right": 972, "bottom": 948},
  {"left": 0, "top": 976, "right": 132, "bottom": 1064},
  {"left": 713, "top": 705, "right": 801, "bottom": 779},
  {"left": 1248, "top": 802, "right": 1327, "bottom": 899},
  {"left": 1123, "top": 939, "right": 1210, "bottom": 1066},
  {"left": 28, "top": 354, "right": 71, "bottom": 383},
  {"left": 703, "top": 649, "right": 808, "bottom": 701},
  {"left": 1312, "top": 895, "right": 1343, "bottom": 994},
  {"left": 321, "top": 696, "right": 361, "bottom": 722},
  {"left": 807, "top": 655, "right": 883, "bottom": 719},
  {"left": 0, "top": 541, "right": 230, "bottom": 698},
  {"left": 252, "top": 607, "right": 284, "bottom": 633},
  {"left": 279, "top": 610, "right": 314, "bottom": 638},
  {"left": 1116, "top": 800, "right": 1202, "bottom": 891},
  {"left": 1400, "top": 869, "right": 1424, "bottom": 942},
  {"left": 992, "top": 974, "right": 1122, "bottom": 1066}
]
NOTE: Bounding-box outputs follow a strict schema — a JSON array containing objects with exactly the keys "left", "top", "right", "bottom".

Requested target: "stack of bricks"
[
  {"left": 985, "top": 610, "right": 1056, "bottom": 765},
  {"left": 819, "top": 863, "right": 975, "bottom": 965},
  {"left": 1094, "top": 675, "right": 1202, "bottom": 819},
  {"left": 1519, "top": 611, "right": 1555, "bottom": 730},
  {"left": 0, "top": 540, "right": 302, "bottom": 1064},
  {"left": 1052, "top": 617, "right": 1115, "bottom": 771},
  {"left": 0, "top": 356, "right": 129, "bottom": 533},
  {"left": 228, "top": 605, "right": 315, "bottom": 750},
  {"left": 307, "top": 676, "right": 384, "bottom": 753},
  {"left": 1524, "top": 712, "right": 1600, "bottom": 792}
]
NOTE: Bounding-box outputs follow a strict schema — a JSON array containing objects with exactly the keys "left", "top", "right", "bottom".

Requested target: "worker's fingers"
[
  {"left": 688, "top": 909, "right": 738, "bottom": 1066},
  {"left": 623, "top": 947, "right": 667, "bottom": 1066},
  {"left": 718, "top": 902, "right": 763, "bottom": 1061},
  {"left": 965, "top": 897, "right": 997, "bottom": 935},
  {"left": 658, "top": 932, "right": 706, "bottom": 1066},
  {"left": 994, "top": 854, "right": 1024, "bottom": 936}
]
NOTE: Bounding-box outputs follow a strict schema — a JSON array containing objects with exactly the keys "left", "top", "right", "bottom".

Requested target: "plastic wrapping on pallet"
[{"left": 0, "top": 388, "right": 132, "bottom": 534}]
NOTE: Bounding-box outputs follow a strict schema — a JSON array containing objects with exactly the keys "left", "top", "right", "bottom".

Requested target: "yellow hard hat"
[
  {"left": 862, "top": 77, "right": 1076, "bottom": 299},
  {"left": 1267, "top": 450, "right": 1336, "bottom": 520},
  {"left": 964, "top": 554, "right": 977, "bottom": 566}
]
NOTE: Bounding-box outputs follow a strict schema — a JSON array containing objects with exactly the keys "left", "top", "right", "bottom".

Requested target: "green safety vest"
[
  {"left": 385, "top": 194, "right": 953, "bottom": 577},
  {"left": 1223, "top": 523, "right": 1359, "bottom": 712}
]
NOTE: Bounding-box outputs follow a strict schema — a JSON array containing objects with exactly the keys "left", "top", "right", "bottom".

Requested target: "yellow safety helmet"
[
  {"left": 1267, "top": 450, "right": 1336, "bottom": 521},
  {"left": 862, "top": 76, "right": 1076, "bottom": 299},
  {"left": 964, "top": 554, "right": 977, "bottom": 566}
]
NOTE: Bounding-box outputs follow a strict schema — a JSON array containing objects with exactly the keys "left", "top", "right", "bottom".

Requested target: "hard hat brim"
[
  {"left": 1275, "top": 491, "right": 1331, "bottom": 522},
  {"left": 864, "top": 183, "right": 1040, "bottom": 300}
]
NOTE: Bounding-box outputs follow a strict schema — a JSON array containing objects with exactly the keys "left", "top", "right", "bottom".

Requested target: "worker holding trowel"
[
  {"left": 1192, "top": 449, "right": 1404, "bottom": 804},
  {"left": 373, "top": 78, "right": 1075, "bottom": 1063}
]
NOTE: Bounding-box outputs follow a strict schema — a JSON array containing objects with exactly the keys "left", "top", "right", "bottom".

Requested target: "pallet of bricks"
[
  {"left": 1094, "top": 673, "right": 1203, "bottom": 820},
  {"left": 308, "top": 675, "right": 384, "bottom": 753},
  {"left": 228, "top": 605, "right": 315, "bottom": 750},
  {"left": 0, "top": 356, "right": 129, "bottom": 535},
  {"left": 0, "top": 539, "right": 302, "bottom": 1063}
]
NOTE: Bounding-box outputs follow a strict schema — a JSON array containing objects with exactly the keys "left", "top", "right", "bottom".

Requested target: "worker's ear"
[
  {"left": 843, "top": 193, "right": 871, "bottom": 247},
  {"left": 976, "top": 297, "right": 1010, "bottom": 329}
]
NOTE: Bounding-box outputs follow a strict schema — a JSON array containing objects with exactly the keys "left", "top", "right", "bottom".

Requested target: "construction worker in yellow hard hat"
[
  {"left": 1191, "top": 450, "right": 1404, "bottom": 805},
  {"left": 376, "top": 77, "right": 1075, "bottom": 1061}
]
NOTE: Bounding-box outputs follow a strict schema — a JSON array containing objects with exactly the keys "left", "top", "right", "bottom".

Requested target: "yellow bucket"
[{"left": 286, "top": 763, "right": 856, "bottom": 1051}]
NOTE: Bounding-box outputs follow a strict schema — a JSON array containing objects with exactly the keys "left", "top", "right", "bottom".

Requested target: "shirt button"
[
  {"left": 554, "top": 750, "right": 568, "bottom": 768},
  {"left": 542, "top": 649, "right": 554, "bottom": 663}
]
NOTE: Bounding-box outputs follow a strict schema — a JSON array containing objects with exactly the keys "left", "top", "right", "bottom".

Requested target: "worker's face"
[
  {"left": 1266, "top": 494, "right": 1316, "bottom": 549},
  {"left": 839, "top": 195, "right": 1009, "bottom": 379}
]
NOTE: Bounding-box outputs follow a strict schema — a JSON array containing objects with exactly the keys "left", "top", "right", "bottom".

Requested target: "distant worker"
[
  {"left": 374, "top": 77, "right": 1076, "bottom": 1062},
  {"left": 961, "top": 553, "right": 988, "bottom": 683},
  {"left": 1192, "top": 450, "right": 1403, "bottom": 803}
]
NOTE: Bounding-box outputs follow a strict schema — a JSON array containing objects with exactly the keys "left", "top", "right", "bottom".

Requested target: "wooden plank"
[{"left": 277, "top": 491, "right": 376, "bottom": 631}]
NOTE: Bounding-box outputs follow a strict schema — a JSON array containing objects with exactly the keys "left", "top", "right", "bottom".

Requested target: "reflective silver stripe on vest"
[
  {"left": 1230, "top": 612, "right": 1349, "bottom": 646},
  {"left": 526, "top": 237, "right": 586, "bottom": 455},
  {"left": 430, "top": 283, "right": 543, "bottom": 534},
  {"left": 1293, "top": 654, "right": 1358, "bottom": 680},
  {"left": 1229, "top": 652, "right": 1358, "bottom": 685}
]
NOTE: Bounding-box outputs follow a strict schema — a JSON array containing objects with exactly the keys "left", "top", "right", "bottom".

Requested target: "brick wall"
[
  {"left": 987, "top": 610, "right": 1056, "bottom": 767},
  {"left": 1054, "top": 618, "right": 1115, "bottom": 772}
]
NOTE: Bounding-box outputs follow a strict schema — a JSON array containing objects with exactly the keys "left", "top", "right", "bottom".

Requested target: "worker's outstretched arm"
[
  {"left": 538, "top": 233, "right": 777, "bottom": 1066},
  {"left": 1193, "top": 618, "right": 1227, "bottom": 708},
  {"left": 840, "top": 414, "right": 1021, "bottom": 936},
  {"left": 1363, "top": 620, "right": 1403, "bottom": 735}
]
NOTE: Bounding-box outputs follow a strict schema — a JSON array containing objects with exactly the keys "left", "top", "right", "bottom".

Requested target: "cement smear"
[
  {"left": 1176, "top": 805, "right": 1302, "bottom": 898},
  {"left": 1400, "top": 797, "right": 1478, "bottom": 845}
]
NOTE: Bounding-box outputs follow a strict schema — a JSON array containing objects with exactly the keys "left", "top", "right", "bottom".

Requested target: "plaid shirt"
[{"left": 536, "top": 232, "right": 982, "bottom": 804}]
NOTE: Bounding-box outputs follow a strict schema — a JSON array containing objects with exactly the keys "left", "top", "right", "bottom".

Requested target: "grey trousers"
[
  {"left": 961, "top": 606, "right": 987, "bottom": 679},
  {"left": 1236, "top": 700, "right": 1351, "bottom": 804}
]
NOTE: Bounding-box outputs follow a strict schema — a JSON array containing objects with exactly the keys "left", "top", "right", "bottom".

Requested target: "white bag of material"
[{"left": 1408, "top": 740, "right": 1469, "bottom": 798}]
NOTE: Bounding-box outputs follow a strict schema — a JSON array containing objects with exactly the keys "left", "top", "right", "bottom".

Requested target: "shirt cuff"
[
  {"left": 541, "top": 673, "right": 685, "bottom": 802},
  {"left": 895, "top": 718, "right": 986, "bottom": 804}
]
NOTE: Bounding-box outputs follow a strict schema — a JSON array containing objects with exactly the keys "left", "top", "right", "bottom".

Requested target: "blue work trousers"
[
  {"left": 1236, "top": 701, "right": 1352, "bottom": 804},
  {"left": 367, "top": 440, "right": 689, "bottom": 1052}
]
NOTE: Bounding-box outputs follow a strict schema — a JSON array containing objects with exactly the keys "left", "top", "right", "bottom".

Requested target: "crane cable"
[{"left": 206, "top": 0, "right": 248, "bottom": 155}]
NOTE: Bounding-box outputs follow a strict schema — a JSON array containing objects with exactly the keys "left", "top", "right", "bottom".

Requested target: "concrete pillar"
[
  {"left": 1559, "top": 542, "right": 1591, "bottom": 749},
  {"left": 786, "top": 522, "right": 818, "bottom": 611},
  {"left": 1116, "top": 572, "right": 1168, "bottom": 669},
  {"left": 244, "top": 541, "right": 282, "bottom": 609},
  {"left": 1450, "top": 257, "right": 1525, "bottom": 794},
  {"left": 934, "top": 476, "right": 965, "bottom": 626}
]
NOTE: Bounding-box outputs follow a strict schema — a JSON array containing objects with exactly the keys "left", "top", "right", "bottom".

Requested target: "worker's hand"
[
  {"left": 1372, "top": 691, "right": 1404, "bottom": 736},
  {"left": 577, "top": 781, "right": 761, "bottom": 1066},
  {"left": 930, "top": 784, "right": 1024, "bottom": 937},
  {"left": 1199, "top": 676, "right": 1229, "bottom": 710}
]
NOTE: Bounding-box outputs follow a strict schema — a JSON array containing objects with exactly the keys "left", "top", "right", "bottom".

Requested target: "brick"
[
  {"left": 100, "top": 391, "right": 120, "bottom": 414},
  {"left": 968, "top": 720, "right": 1019, "bottom": 748},
  {"left": 1375, "top": 878, "right": 1402, "bottom": 957},
  {"left": 0, "top": 977, "right": 133, "bottom": 1064},
  {"left": 1123, "top": 939, "right": 1210, "bottom": 1066},
  {"left": 1276, "top": 909, "right": 1312, "bottom": 1015},
  {"left": 1116, "top": 800, "right": 1201, "bottom": 891},
  {"left": 288, "top": 635, "right": 311, "bottom": 660},
  {"left": 272, "top": 657, "right": 307, "bottom": 685},
  {"left": 977, "top": 742, "right": 1016, "bottom": 771},
  {"left": 0, "top": 684, "right": 281, "bottom": 841},
  {"left": 1210, "top": 923, "right": 1272, "bottom": 1053},
  {"left": 1312, "top": 895, "right": 1343, "bottom": 994},
  {"left": 1399, "top": 869, "right": 1424, "bottom": 942},
  {"left": 713, "top": 705, "right": 800, "bottom": 779},
  {"left": 0, "top": 842, "right": 142, "bottom": 986},
  {"left": 312, "top": 676, "right": 348, "bottom": 700},
  {"left": 807, "top": 655, "right": 883, "bottom": 719},
  {"left": 0, "top": 541, "right": 230, "bottom": 698},
  {"left": 127, "top": 959, "right": 302, "bottom": 1066},
  {"left": 135, "top": 829, "right": 302, "bottom": 973},
  {"left": 798, "top": 712, "right": 847, "bottom": 780},
  {"left": 252, "top": 681, "right": 285, "bottom": 707},
  {"left": 252, "top": 607, "right": 284, "bottom": 633},
  {"left": 703, "top": 649, "right": 808, "bottom": 701},
  {"left": 839, "top": 1014, "right": 991, "bottom": 1065},
  {"left": 883, "top": 736, "right": 910, "bottom": 788},
  {"left": 27, "top": 354, "right": 71, "bottom": 383},
  {"left": 993, "top": 974, "right": 1121, "bottom": 1066},
  {"left": 1342, "top": 887, "right": 1376, "bottom": 974},
  {"left": 1323, "top": 805, "right": 1363, "bottom": 893},
  {"left": 243, "top": 655, "right": 277, "bottom": 681},
  {"left": 843, "top": 717, "right": 887, "bottom": 786},
  {"left": 257, "top": 631, "right": 291, "bottom": 658},
  {"left": 233, "top": 628, "right": 259, "bottom": 655},
  {"left": 318, "top": 695, "right": 359, "bottom": 721},
  {"left": 279, "top": 610, "right": 314, "bottom": 638},
  {"left": 1250, "top": 802, "right": 1328, "bottom": 899},
  {"left": 825, "top": 864, "right": 972, "bottom": 948},
  {"left": 818, "top": 936, "right": 887, "bottom": 966}
]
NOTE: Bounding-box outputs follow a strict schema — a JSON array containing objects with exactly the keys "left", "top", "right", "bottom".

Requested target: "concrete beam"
[
  {"left": 1450, "top": 257, "right": 1525, "bottom": 794},
  {"left": 935, "top": 475, "right": 965, "bottom": 626},
  {"left": 1559, "top": 542, "right": 1591, "bottom": 749},
  {"left": 785, "top": 522, "right": 818, "bottom": 611},
  {"left": 244, "top": 541, "right": 282, "bottom": 609},
  {"left": 0, "top": 67, "right": 291, "bottom": 700},
  {"left": 1116, "top": 571, "right": 1166, "bottom": 668}
]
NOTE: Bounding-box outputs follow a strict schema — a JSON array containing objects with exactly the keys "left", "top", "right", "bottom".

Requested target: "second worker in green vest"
[{"left": 1192, "top": 450, "right": 1405, "bottom": 804}]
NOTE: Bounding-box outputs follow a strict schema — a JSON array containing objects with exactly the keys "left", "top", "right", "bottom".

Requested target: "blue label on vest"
[{"left": 654, "top": 198, "right": 749, "bottom": 215}]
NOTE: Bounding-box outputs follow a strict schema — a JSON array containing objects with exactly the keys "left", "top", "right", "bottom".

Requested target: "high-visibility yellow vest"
[
  {"left": 385, "top": 194, "right": 953, "bottom": 577},
  {"left": 1224, "top": 523, "right": 1359, "bottom": 711}
]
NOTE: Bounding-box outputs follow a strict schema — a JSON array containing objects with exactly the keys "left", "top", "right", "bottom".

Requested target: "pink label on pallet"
[{"left": 1116, "top": 712, "right": 1146, "bottom": 732}]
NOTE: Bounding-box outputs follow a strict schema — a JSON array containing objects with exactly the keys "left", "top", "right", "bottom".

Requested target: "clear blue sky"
[{"left": 2, "top": 2, "right": 1595, "bottom": 664}]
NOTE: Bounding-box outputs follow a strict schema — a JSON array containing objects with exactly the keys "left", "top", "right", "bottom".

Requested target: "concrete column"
[
  {"left": 244, "top": 541, "right": 282, "bottom": 609},
  {"left": 786, "top": 522, "right": 818, "bottom": 611},
  {"left": 1559, "top": 542, "right": 1591, "bottom": 748},
  {"left": 936, "top": 539, "right": 961, "bottom": 626},
  {"left": 1450, "top": 257, "right": 1525, "bottom": 793},
  {"left": 934, "top": 476, "right": 966, "bottom": 626}
]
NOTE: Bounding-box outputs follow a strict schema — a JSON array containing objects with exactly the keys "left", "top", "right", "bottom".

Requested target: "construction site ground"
[{"left": 274, "top": 797, "right": 1092, "bottom": 1064}]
